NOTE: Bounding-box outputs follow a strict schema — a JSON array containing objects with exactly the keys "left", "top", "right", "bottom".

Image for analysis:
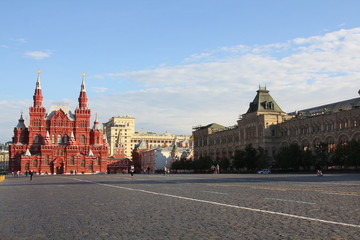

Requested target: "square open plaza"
[{"left": 1, "top": 173, "right": 359, "bottom": 239}]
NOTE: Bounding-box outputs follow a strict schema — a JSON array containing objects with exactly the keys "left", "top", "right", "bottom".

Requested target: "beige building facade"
[
  {"left": 0, "top": 150, "right": 9, "bottom": 173},
  {"left": 103, "top": 116, "right": 189, "bottom": 158},
  {"left": 193, "top": 87, "right": 360, "bottom": 160}
]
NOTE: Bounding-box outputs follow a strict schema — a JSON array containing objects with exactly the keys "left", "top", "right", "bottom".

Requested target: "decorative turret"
[
  {"left": 16, "top": 112, "right": 26, "bottom": 129},
  {"left": 69, "top": 132, "right": 76, "bottom": 145},
  {"left": 92, "top": 113, "right": 101, "bottom": 130},
  {"left": 78, "top": 73, "right": 88, "bottom": 109},
  {"left": 44, "top": 131, "right": 51, "bottom": 145},
  {"left": 90, "top": 113, "right": 103, "bottom": 145},
  {"left": 33, "top": 70, "right": 43, "bottom": 108},
  {"left": 13, "top": 112, "right": 28, "bottom": 144}
]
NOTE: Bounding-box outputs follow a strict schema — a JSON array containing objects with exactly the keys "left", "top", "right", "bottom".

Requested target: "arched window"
[
  {"left": 80, "top": 135, "right": 86, "bottom": 144},
  {"left": 70, "top": 156, "right": 74, "bottom": 165},
  {"left": 33, "top": 160, "right": 38, "bottom": 168},
  {"left": 63, "top": 135, "right": 68, "bottom": 143},
  {"left": 81, "top": 160, "right": 85, "bottom": 168},
  {"left": 57, "top": 135, "right": 62, "bottom": 144},
  {"left": 25, "top": 163, "right": 29, "bottom": 171},
  {"left": 34, "top": 134, "right": 39, "bottom": 143},
  {"left": 88, "top": 163, "right": 93, "bottom": 171}
]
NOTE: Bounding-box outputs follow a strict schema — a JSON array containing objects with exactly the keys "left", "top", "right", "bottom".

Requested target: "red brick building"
[{"left": 9, "top": 71, "right": 108, "bottom": 174}]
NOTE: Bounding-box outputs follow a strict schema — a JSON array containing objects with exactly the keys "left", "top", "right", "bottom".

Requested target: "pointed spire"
[
  {"left": 24, "top": 149, "right": 31, "bottom": 156},
  {"left": 78, "top": 73, "right": 88, "bottom": 109},
  {"left": 44, "top": 131, "right": 51, "bottom": 145},
  {"left": 81, "top": 72, "right": 86, "bottom": 92},
  {"left": 16, "top": 111, "right": 26, "bottom": 129},
  {"left": 36, "top": 69, "right": 41, "bottom": 89},
  {"left": 69, "top": 132, "right": 76, "bottom": 145},
  {"left": 33, "top": 70, "right": 43, "bottom": 108},
  {"left": 88, "top": 149, "right": 94, "bottom": 157},
  {"left": 92, "top": 112, "right": 101, "bottom": 130}
]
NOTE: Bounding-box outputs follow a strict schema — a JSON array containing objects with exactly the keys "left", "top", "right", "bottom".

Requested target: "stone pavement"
[{"left": 0, "top": 173, "right": 359, "bottom": 240}]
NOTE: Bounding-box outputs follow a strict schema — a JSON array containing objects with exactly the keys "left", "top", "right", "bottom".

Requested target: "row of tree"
[{"left": 171, "top": 140, "right": 360, "bottom": 172}]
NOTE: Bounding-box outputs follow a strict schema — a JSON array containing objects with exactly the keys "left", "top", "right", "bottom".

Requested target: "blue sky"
[{"left": 1, "top": 0, "right": 360, "bottom": 143}]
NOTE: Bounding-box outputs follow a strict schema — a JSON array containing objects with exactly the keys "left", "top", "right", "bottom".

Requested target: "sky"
[{"left": 1, "top": 0, "right": 360, "bottom": 143}]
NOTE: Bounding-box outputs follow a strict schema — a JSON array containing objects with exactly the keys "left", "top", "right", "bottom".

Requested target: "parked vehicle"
[{"left": 257, "top": 169, "right": 271, "bottom": 174}]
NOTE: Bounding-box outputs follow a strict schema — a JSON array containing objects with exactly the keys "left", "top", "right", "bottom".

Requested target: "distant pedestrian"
[
  {"left": 130, "top": 165, "right": 134, "bottom": 176},
  {"left": 216, "top": 164, "right": 220, "bottom": 174},
  {"left": 29, "top": 171, "right": 33, "bottom": 181},
  {"left": 147, "top": 166, "right": 150, "bottom": 174}
]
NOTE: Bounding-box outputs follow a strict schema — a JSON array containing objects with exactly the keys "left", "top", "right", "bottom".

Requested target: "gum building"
[
  {"left": 193, "top": 87, "right": 360, "bottom": 160},
  {"left": 9, "top": 71, "right": 108, "bottom": 174}
]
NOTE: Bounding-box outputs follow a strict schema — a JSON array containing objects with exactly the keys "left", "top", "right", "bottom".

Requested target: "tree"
[
  {"left": 244, "top": 144, "right": 258, "bottom": 171},
  {"left": 218, "top": 157, "right": 230, "bottom": 172},
  {"left": 314, "top": 142, "right": 330, "bottom": 169},
  {"left": 233, "top": 150, "right": 246, "bottom": 170},
  {"left": 257, "top": 147, "right": 270, "bottom": 169}
]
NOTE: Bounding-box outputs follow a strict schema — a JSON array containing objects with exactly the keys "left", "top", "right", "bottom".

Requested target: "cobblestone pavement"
[{"left": 1, "top": 173, "right": 359, "bottom": 240}]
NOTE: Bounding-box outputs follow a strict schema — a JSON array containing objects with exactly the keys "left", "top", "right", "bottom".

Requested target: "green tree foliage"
[
  {"left": 233, "top": 150, "right": 246, "bottom": 170},
  {"left": 275, "top": 143, "right": 303, "bottom": 170},
  {"left": 218, "top": 157, "right": 230, "bottom": 171},
  {"left": 332, "top": 140, "right": 360, "bottom": 169},
  {"left": 314, "top": 142, "right": 330, "bottom": 169}
]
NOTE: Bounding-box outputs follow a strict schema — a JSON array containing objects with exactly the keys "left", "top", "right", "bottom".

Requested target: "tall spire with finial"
[
  {"left": 36, "top": 69, "right": 41, "bottom": 89},
  {"left": 81, "top": 72, "right": 86, "bottom": 92},
  {"left": 78, "top": 72, "right": 88, "bottom": 109},
  {"left": 33, "top": 69, "right": 43, "bottom": 107}
]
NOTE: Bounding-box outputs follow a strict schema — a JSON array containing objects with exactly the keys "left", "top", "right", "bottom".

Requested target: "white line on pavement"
[
  {"left": 68, "top": 177, "right": 360, "bottom": 229},
  {"left": 201, "top": 190, "right": 229, "bottom": 195},
  {"left": 265, "top": 198, "right": 315, "bottom": 205}
]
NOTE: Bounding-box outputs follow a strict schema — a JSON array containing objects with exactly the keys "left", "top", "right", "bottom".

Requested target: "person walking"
[
  {"left": 29, "top": 171, "right": 33, "bottom": 181},
  {"left": 130, "top": 165, "right": 134, "bottom": 176}
]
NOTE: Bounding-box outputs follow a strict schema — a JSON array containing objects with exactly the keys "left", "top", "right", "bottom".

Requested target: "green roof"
[{"left": 246, "top": 87, "right": 284, "bottom": 114}]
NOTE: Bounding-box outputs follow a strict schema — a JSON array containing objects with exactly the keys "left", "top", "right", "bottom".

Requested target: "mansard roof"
[
  {"left": 46, "top": 104, "right": 75, "bottom": 121},
  {"left": 289, "top": 97, "right": 360, "bottom": 116},
  {"left": 246, "top": 87, "right": 284, "bottom": 114}
]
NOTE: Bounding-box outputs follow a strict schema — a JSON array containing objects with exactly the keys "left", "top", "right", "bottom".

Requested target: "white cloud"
[
  {"left": 2, "top": 28, "right": 360, "bottom": 142},
  {"left": 91, "top": 27, "right": 360, "bottom": 135},
  {"left": 92, "top": 87, "right": 108, "bottom": 93},
  {"left": 15, "top": 38, "right": 27, "bottom": 43},
  {"left": 24, "top": 50, "right": 52, "bottom": 60}
]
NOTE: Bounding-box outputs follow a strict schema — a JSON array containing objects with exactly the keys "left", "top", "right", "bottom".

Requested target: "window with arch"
[
  {"left": 33, "top": 160, "right": 38, "bottom": 168},
  {"left": 70, "top": 156, "right": 74, "bottom": 165},
  {"left": 34, "top": 134, "right": 40, "bottom": 143},
  {"left": 80, "top": 135, "right": 86, "bottom": 144},
  {"left": 63, "top": 135, "right": 68, "bottom": 143},
  {"left": 57, "top": 134, "right": 62, "bottom": 144},
  {"left": 81, "top": 160, "right": 85, "bottom": 168},
  {"left": 25, "top": 163, "right": 29, "bottom": 171},
  {"left": 88, "top": 163, "right": 93, "bottom": 171}
]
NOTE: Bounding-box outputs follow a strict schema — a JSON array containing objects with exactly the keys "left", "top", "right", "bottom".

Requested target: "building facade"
[
  {"left": 103, "top": 116, "right": 189, "bottom": 158},
  {"left": 0, "top": 150, "right": 9, "bottom": 173},
  {"left": 193, "top": 87, "right": 360, "bottom": 161},
  {"left": 9, "top": 72, "right": 108, "bottom": 174},
  {"left": 140, "top": 141, "right": 193, "bottom": 172}
]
